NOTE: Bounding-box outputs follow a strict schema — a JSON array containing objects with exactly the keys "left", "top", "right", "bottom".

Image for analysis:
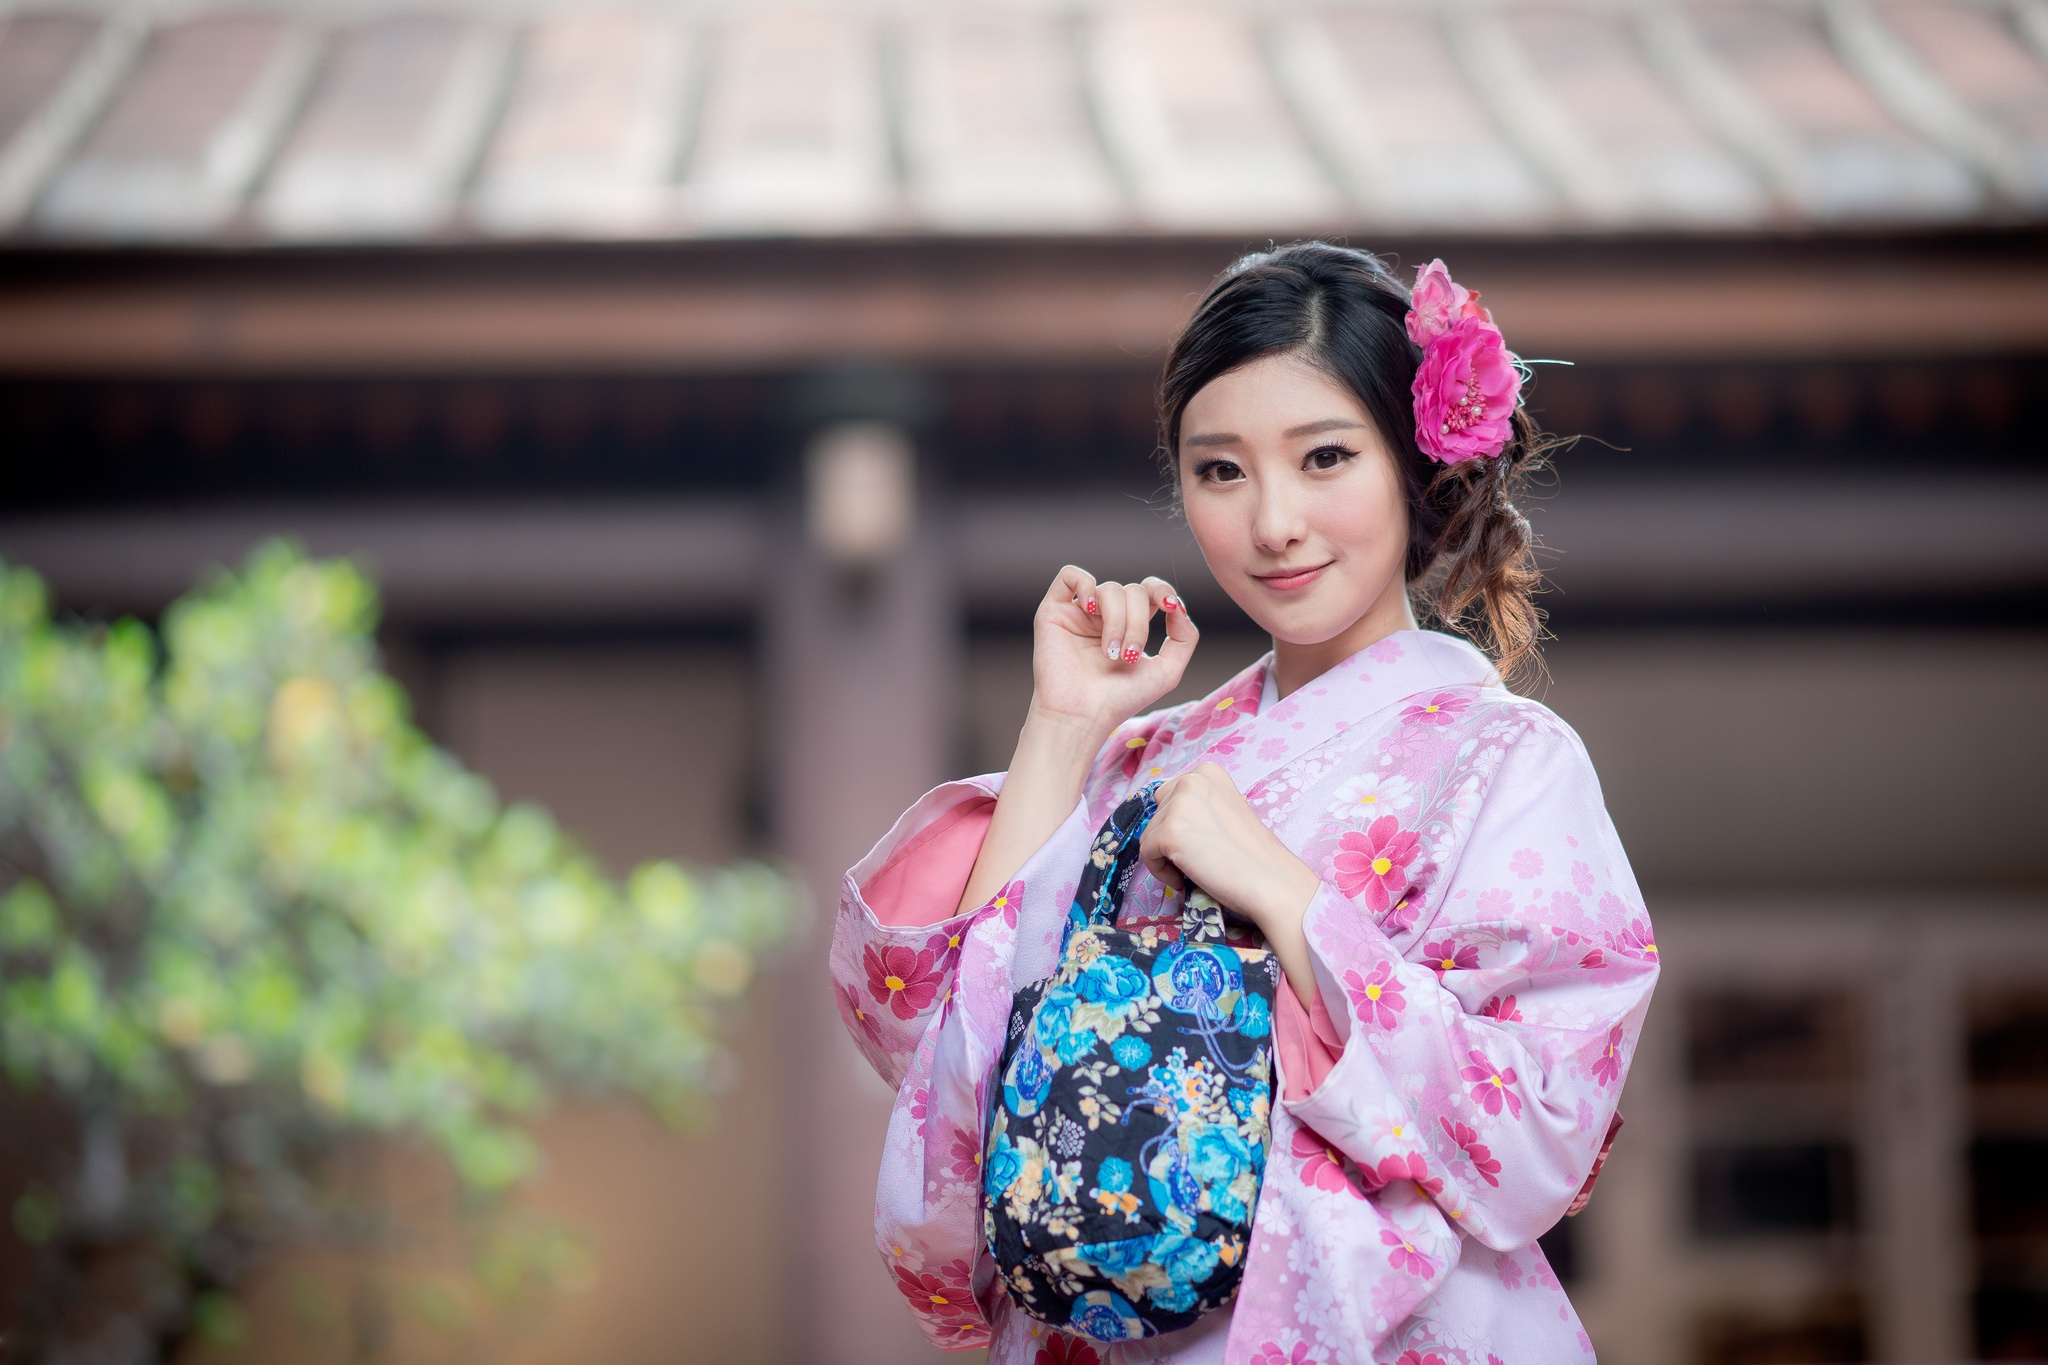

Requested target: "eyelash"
[{"left": 1191, "top": 444, "right": 1359, "bottom": 484}]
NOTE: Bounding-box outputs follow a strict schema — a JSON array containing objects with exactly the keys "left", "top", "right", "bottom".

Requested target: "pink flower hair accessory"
[{"left": 1406, "top": 259, "right": 1523, "bottom": 464}]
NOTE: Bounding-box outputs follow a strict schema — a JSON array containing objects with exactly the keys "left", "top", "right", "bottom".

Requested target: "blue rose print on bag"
[{"left": 982, "top": 785, "right": 1277, "bottom": 1341}]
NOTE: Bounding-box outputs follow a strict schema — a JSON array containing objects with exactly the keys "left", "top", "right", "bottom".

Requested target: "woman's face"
[{"left": 1177, "top": 351, "right": 1412, "bottom": 648}]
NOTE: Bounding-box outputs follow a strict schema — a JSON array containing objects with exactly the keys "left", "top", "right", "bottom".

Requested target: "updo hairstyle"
[{"left": 1157, "top": 241, "right": 1552, "bottom": 684}]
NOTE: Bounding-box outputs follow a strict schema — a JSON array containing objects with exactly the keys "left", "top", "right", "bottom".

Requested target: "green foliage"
[{"left": 0, "top": 542, "right": 799, "bottom": 1356}]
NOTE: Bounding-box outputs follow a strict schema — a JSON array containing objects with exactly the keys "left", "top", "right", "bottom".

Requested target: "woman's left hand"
[{"left": 1140, "top": 765, "right": 1323, "bottom": 1003}]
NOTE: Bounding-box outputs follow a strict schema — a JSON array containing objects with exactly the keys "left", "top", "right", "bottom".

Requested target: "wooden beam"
[{"left": 1, "top": 233, "right": 2045, "bottom": 376}]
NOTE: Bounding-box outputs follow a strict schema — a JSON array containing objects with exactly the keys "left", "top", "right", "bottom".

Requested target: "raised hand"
[
  {"left": 1029, "top": 565, "right": 1198, "bottom": 738},
  {"left": 954, "top": 566, "right": 1197, "bottom": 915}
]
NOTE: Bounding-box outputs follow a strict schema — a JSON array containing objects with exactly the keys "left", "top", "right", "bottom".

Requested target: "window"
[
  {"left": 1693, "top": 1142, "right": 1858, "bottom": 1237},
  {"left": 1969, "top": 990, "right": 2048, "bottom": 1358}
]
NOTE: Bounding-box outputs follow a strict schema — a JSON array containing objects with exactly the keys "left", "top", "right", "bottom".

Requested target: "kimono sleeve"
[
  {"left": 829, "top": 775, "right": 1004, "bottom": 1091},
  {"left": 1290, "top": 714, "right": 1659, "bottom": 1252},
  {"left": 837, "top": 772, "right": 1105, "bottom": 1351}
]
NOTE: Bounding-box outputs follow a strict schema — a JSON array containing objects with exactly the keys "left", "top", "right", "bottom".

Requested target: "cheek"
[
  {"left": 1182, "top": 488, "right": 1244, "bottom": 563},
  {"left": 1318, "top": 470, "right": 1409, "bottom": 564}
]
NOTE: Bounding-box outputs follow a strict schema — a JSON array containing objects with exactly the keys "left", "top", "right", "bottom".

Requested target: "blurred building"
[{"left": 1, "top": 1, "right": 2047, "bottom": 1362}]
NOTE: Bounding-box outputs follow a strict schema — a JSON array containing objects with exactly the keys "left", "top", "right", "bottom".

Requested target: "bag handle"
[{"left": 1060, "top": 783, "right": 1230, "bottom": 955}]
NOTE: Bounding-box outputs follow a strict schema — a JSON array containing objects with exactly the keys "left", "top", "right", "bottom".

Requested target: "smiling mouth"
[{"left": 1253, "top": 563, "right": 1333, "bottom": 592}]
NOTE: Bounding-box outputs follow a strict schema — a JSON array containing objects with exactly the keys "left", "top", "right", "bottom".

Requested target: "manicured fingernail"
[
  {"left": 1123, "top": 647, "right": 1141, "bottom": 663},
  {"left": 1164, "top": 596, "right": 1182, "bottom": 613},
  {"left": 1084, "top": 598, "right": 1097, "bottom": 614},
  {"left": 1105, "top": 640, "right": 1121, "bottom": 660}
]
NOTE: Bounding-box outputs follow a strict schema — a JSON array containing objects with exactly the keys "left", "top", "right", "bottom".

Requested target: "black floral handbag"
[{"left": 982, "top": 784, "right": 1277, "bottom": 1343}]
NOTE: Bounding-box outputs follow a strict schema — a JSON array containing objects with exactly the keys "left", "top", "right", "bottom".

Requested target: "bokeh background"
[{"left": 2, "top": 0, "right": 2047, "bottom": 1360}]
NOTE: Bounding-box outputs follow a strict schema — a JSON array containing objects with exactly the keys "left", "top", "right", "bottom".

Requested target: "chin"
[
  {"left": 1270, "top": 625, "right": 1352, "bottom": 648},
  {"left": 1256, "top": 608, "right": 1358, "bottom": 648}
]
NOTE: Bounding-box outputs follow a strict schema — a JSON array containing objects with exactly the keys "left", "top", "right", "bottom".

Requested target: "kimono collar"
[
  {"left": 1256, "top": 628, "right": 1498, "bottom": 720},
  {"left": 1121, "top": 629, "right": 1500, "bottom": 802}
]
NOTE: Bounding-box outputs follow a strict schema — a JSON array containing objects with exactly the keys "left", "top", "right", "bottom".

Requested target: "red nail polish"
[
  {"left": 1164, "top": 596, "right": 1182, "bottom": 613},
  {"left": 1084, "top": 598, "right": 1097, "bottom": 614},
  {"left": 1123, "top": 647, "right": 1141, "bottom": 663}
]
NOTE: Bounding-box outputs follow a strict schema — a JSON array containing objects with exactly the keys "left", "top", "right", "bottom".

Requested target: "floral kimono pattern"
[{"left": 832, "top": 630, "right": 1659, "bottom": 1365}]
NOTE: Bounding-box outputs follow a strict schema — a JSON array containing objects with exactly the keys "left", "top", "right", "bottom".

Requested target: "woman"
[{"left": 831, "top": 243, "right": 1657, "bottom": 1364}]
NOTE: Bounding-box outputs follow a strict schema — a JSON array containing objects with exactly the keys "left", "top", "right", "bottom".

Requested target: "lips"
[{"left": 1254, "top": 563, "right": 1331, "bottom": 592}]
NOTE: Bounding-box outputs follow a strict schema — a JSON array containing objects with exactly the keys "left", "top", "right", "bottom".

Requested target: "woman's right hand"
[
  {"left": 954, "top": 567, "right": 1198, "bottom": 914},
  {"left": 1028, "top": 565, "right": 1199, "bottom": 741}
]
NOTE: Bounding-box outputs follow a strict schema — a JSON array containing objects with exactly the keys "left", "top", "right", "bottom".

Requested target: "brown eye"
[
  {"left": 1305, "top": 445, "right": 1358, "bottom": 471},
  {"left": 1198, "top": 459, "right": 1246, "bottom": 483}
]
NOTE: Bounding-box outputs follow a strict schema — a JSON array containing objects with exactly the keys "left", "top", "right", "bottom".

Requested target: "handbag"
[{"left": 983, "top": 783, "right": 1277, "bottom": 1343}]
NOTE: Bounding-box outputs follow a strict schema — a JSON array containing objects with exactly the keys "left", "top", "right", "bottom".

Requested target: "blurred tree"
[{"left": 0, "top": 542, "right": 799, "bottom": 1363}]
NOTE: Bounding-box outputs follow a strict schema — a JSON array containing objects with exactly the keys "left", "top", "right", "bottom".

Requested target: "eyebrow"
[
  {"left": 1285, "top": 418, "right": 1370, "bottom": 438},
  {"left": 1183, "top": 417, "right": 1368, "bottom": 449}
]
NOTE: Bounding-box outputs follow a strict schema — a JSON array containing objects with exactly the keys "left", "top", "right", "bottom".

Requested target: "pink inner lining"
[
  {"left": 1275, "top": 979, "right": 1344, "bottom": 1102},
  {"left": 860, "top": 797, "right": 996, "bottom": 926},
  {"left": 859, "top": 792, "right": 1344, "bottom": 1101}
]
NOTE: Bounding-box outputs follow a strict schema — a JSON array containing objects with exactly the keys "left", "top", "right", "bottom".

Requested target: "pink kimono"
[{"left": 831, "top": 630, "right": 1658, "bottom": 1364}]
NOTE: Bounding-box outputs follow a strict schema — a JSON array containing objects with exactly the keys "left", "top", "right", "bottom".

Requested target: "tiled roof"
[{"left": 4, "top": 0, "right": 2047, "bottom": 243}]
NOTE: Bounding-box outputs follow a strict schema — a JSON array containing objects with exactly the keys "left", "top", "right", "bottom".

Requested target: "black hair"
[{"left": 1158, "top": 241, "right": 1551, "bottom": 683}]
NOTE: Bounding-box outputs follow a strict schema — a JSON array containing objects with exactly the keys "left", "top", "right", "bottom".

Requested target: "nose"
[{"left": 1251, "top": 474, "right": 1308, "bottom": 556}]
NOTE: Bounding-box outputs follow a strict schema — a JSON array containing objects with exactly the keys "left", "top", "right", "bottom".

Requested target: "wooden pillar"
[
  {"left": 765, "top": 407, "right": 963, "bottom": 1365},
  {"left": 1863, "top": 916, "right": 1970, "bottom": 1362}
]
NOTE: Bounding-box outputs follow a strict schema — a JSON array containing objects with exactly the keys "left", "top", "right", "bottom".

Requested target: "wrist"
[
  {"left": 1020, "top": 699, "right": 1118, "bottom": 757},
  {"left": 1005, "top": 705, "right": 1110, "bottom": 802},
  {"left": 1247, "top": 858, "right": 1322, "bottom": 934}
]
